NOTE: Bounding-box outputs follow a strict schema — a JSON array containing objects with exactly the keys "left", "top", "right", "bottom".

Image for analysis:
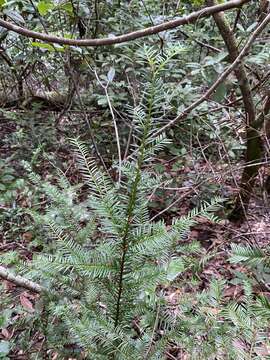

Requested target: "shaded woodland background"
[{"left": 1, "top": 0, "right": 270, "bottom": 359}]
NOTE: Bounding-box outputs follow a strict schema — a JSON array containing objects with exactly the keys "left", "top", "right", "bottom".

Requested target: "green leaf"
[
  {"left": 189, "top": 0, "right": 204, "bottom": 5},
  {"left": 37, "top": 0, "right": 54, "bottom": 16},
  {"left": 1, "top": 174, "right": 14, "bottom": 183},
  {"left": 4, "top": 10, "right": 25, "bottom": 24},
  {"left": 31, "top": 42, "right": 64, "bottom": 52},
  {"left": 0, "top": 0, "right": 5, "bottom": 8},
  {"left": 213, "top": 83, "right": 226, "bottom": 102},
  {"left": 0, "top": 341, "right": 9, "bottom": 357},
  {"left": 166, "top": 258, "right": 185, "bottom": 281},
  {"left": 97, "top": 97, "right": 108, "bottom": 106},
  {"left": 58, "top": 2, "right": 73, "bottom": 15},
  {"left": 0, "top": 310, "right": 12, "bottom": 330},
  {"left": 153, "top": 163, "right": 165, "bottom": 173},
  {"left": 107, "top": 67, "right": 115, "bottom": 83},
  {"left": 246, "top": 22, "right": 258, "bottom": 33},
  {"left": 31, "top": 42, "right": 55, "bottom": 51}
]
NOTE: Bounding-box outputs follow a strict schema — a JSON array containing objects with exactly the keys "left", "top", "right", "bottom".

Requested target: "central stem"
[{"left": 114, "top": 76, "right": 155, "bottom": 327}]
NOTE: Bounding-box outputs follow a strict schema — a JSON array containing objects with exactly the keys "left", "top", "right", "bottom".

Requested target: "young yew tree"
[{"left": 20, "top": 46, "right": 229, "bottom": 359}]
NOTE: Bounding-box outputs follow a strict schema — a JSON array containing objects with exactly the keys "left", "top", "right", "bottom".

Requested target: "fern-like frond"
[
  {"left": 89, "top": 191, "right": 125, "bottom": 237},
  {"left": 71, "top": 138, "right": 112, "bottom": 197},
  {"left": 144, "top": 133, "right": 171, "bottom": 161},
  {"left": 252, "top": 295, "right": 270, "bottom": 320},
  {"left": 230, "top": 244, "right": 269, "bottom": 266}
]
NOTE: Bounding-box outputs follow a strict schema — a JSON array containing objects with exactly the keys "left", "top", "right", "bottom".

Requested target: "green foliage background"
[{"left": 0, "top": 0, "right": 270, "bottom": 359}]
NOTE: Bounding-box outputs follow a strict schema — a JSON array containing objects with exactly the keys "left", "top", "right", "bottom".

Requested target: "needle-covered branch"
[{"left": 0, "top": 0, "right": 250, "bottom": 47}]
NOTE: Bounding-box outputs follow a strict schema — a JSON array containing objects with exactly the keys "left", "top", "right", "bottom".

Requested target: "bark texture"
[{"left": 0, "top": 265, "right": 44, "bottom": 293}]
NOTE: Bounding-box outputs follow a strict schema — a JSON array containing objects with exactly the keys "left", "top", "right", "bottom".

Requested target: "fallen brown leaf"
[{"left": 20, "top": 293, "right": 35, "bottom": 312}]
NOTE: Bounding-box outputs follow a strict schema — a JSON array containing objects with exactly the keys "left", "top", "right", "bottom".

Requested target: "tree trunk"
[{"left": 206, "top": 0, "right": 267, "bottom": 222}]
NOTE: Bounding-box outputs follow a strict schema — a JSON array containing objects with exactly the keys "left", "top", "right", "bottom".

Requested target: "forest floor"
[{"left": 1, "top": 115, "right": 270, "bottom": 359}]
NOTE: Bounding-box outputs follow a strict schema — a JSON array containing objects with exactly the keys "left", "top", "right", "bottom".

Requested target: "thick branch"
[
  {"left": 0, "top": 0, "right": 249, "bottom": 47},
  {"left": 0, "top": 265, "right": 45, "bottom": 293}
]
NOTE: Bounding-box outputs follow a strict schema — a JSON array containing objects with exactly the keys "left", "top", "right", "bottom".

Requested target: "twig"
[
  {"left": 149, "top": 158, "right": 270, "bottom": 222},
  {"left": 144, "top": 303, "right": 160, "bottom": 359},
  {"left": 164, "top": 351, "right": 178, "bottom": 360},
  {"left": 232, "top": 231, "right": 270, "bottom": 239},
  {"left": 105, "top": 87, "right": 122, "bottom": 184},
  {"left": 68, "top": 66, "right": 110, "bottom": 177},
  {"left": 0, "top": 266, "right": 45, "bottom": 293},
  {"left": 150, "top": 187, "right": 196, "bottom": 221},
  {"left": 178, "top": 29, "right": 221, "bottom": 53}
]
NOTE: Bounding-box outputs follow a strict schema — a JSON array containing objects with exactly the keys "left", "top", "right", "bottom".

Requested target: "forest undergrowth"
[{"left": 1, "top": 0, "right": 270, "bottom": 359}]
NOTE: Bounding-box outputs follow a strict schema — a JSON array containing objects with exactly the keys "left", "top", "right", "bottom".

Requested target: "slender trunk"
[
  {"left": 230, "top": 97, "right": 270, "bottom": 218},
  {"left": 206, "top": 0, "right": 265, "bottom": 222}
]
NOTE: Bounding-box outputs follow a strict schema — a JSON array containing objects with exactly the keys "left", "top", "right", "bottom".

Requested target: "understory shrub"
[{"left": 20, "top": 47, "right": 270, "bottom": 360}]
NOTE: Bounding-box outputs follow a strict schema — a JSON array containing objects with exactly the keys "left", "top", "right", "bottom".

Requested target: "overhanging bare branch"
[{"left": 0, "top": 0, "right": 250, "bottom": 47}]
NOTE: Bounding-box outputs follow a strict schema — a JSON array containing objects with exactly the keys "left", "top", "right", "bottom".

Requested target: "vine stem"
[
  {"left": 104, "top": 86, "right": 122, "bottom": 185},
  {"left": 94, "top": 70, "right": 122, "bottom": 185}
]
